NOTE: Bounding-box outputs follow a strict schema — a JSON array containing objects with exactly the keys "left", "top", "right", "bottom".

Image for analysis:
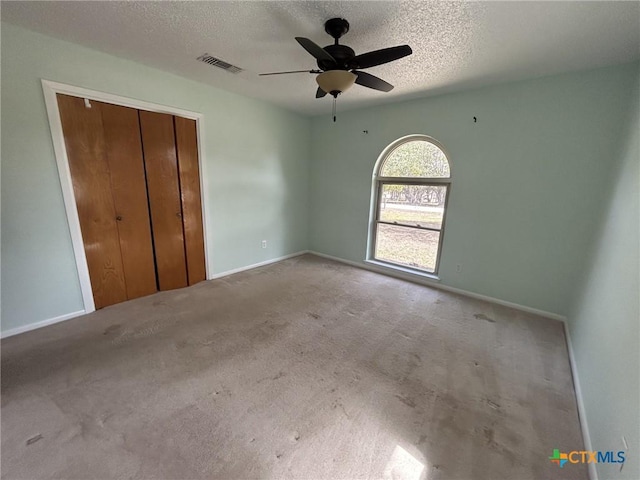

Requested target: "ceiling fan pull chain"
[{"left": 332, "top": 96, "right": 337, "bottom": 122}]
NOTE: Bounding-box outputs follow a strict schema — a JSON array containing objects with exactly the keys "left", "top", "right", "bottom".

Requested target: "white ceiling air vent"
[{"left": 197, "top": 53, "right": 243, "bottom": 74}]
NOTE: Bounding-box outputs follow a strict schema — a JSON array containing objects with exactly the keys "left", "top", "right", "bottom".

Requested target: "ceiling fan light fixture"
[{"left": 316, "top": 70, "right": 357, "bottom": 96}]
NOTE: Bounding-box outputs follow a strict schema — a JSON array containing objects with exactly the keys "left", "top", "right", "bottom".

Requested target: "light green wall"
[
  {"left": 1, "top": 23, "right": 310, "bottom": 332},
  {"left": 568, "top": 64, "right": 639, "bottom": 480},
  {"left": 309, "top": 63, "right": 639, "bottom": 316},
  {"left": 2, "top": 19, "right": 639, "bottom": 478}
]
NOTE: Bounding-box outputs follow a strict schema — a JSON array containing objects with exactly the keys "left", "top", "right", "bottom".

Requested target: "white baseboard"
[
  {"left": 1, "top": 310, "right": 86, "bottom": 339},
  {"left": 563, "top": 320, "right": 597, "bottom": 480},
  {"left": 1, "top": 251, "right": 310, "bottom": 339},
  {"left": 308, "top": 251, "right": 566, "bottom": 322},
  {"left": 1, "top": 250, "right": 563, "bottom": 329},
  {"left": 209, "top": 250, "right": 309, "bottom": 280}
]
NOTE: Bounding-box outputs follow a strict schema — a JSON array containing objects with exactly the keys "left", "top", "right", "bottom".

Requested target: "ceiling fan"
[{"left": 260, "top": 18, "right": 412, "bottom": 117}]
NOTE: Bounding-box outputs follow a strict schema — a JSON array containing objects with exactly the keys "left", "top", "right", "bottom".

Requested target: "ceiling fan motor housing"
[{"left": 320, "top": 44, "right": 356, "bottom": 71}]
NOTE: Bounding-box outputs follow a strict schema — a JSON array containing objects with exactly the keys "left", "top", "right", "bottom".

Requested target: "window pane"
[
  {"left": 379, "top": 184, "right": 446, "bottom": 229},
  {"left": 380, "top": 140, "right": 450, "bottom": 178},
  {"left": 374, "top": 223, "right": 440, "bottom": 273}
]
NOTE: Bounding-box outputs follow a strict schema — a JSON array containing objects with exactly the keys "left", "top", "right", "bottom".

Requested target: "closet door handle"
[
  {"left": 176, "top": 212, "right": 182, "bottom": 218},
  {"left": 116, "top": 215, "right": 123, "bottom": 221}
]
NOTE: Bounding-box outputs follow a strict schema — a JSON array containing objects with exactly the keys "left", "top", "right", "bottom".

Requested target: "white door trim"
[{"left": 41, "top": 79, "right": 211, "bottom": 314}]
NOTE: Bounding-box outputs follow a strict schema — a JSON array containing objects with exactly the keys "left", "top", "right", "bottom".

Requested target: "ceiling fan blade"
[
  {"left": 351, "top": 45, "right": 412, "bottom": 69},
  {"left": 316, "top": 87, "right": 327, "bottom": 98},
  {"left": 354, "top": 71, "right": 394, "bottom": 92},
  {"left": 259, "top": 69, "right": 321, "bottom": 76},
  {"left": 295, "top": 37, "right": 336, "bottom": 65}
]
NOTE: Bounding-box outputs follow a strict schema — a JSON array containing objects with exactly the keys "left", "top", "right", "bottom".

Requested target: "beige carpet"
[{"left": 1, "top": 254, "right": 586, "bottom": 479}]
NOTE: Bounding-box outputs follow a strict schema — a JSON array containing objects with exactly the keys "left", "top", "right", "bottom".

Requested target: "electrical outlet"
[
  {"left": 456, "top": 264, "right": 463, "bottom": 273},
  {"left": 261, "top": 240, "right": 267, "bottom": 249}
]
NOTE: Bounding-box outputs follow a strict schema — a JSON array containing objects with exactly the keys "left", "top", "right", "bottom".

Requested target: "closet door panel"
[
  {"left": 174, "top": 116, "right": 206, "bottom": 285},
  {"left": 56, "top": 94, "right": 127, "bottom": 308},
  {"left": 100, "top": 102, "right": 158, "bottom": 299},
  {"left": 139, "top": 111, "right": 188, "bottom": 291}
]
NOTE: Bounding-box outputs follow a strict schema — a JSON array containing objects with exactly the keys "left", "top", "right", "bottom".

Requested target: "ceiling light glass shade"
[{"left": 316, "top": 70, "right": 357, "bottom": 95}]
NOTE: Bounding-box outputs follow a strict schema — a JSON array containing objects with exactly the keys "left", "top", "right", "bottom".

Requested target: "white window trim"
[
  {"left": 41, "top": 79, "right": 211, "bottom": 314},
  {"left": 366, "top": 134, "right": 452, "bottom": 278}
]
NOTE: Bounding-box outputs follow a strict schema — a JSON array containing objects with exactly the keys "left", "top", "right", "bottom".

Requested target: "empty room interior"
[{"left": 1, "top": 2, "right": 639, "bottom": 479}]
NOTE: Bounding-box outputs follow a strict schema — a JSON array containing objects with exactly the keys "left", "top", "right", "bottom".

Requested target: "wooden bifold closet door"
[
  {"left": 57, "top": 94, "right": 205, "bottom": 310},
  {"left": 139, "top": 111, "right": 188, "bottom": 291},
  {"left": 174, "top": 116, "right": 207, "bottom": 285}
]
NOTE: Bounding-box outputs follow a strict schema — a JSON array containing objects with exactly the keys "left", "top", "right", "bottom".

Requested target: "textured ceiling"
[{"left": 2, "top": 1, "right": 639, "bottom": 115}]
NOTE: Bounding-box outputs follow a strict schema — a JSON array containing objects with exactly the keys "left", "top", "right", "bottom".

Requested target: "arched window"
[{"left": 368, "top": 135, "right": 451, "bottom": 275}]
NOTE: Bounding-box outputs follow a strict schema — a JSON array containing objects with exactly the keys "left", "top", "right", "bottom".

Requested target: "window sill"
[{"left": 364, "top": 259, "right": 441, "bottom": 283}]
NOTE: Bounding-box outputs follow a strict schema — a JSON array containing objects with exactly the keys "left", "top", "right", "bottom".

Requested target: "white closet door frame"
[{"left": 42, "top": 79, "right": 210, "bottom": 314}]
